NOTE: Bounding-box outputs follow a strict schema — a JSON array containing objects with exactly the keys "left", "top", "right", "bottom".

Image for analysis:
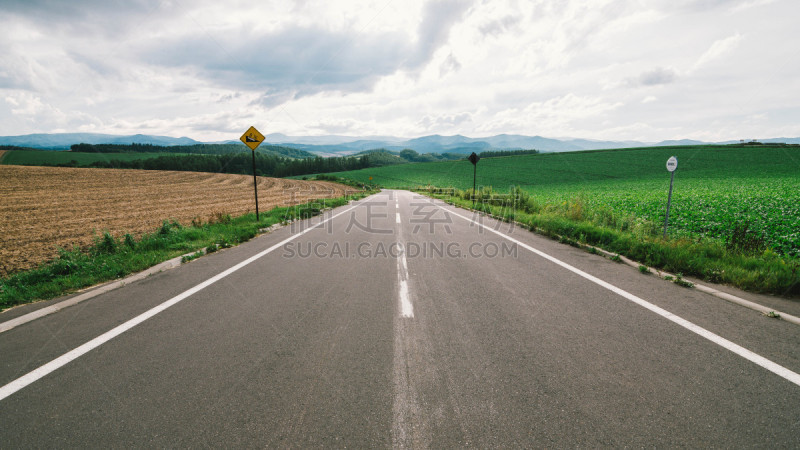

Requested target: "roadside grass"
[
  {"left": 311, "top": 173, "right": 380, "bottom": 190},
  {"left": 422, "top": 186, "right": 799, "bottom": 297},
  {"left": 0, "top": 193, "right": 372, "bottom": 311}
]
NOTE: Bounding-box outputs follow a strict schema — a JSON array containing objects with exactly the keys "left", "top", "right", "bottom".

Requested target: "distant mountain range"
[
  {"left": 2, "top": 132, "right": 799, "bottom": 154},
  {"left": 0, "top": 133, "right": 200, "bottom": 148}
]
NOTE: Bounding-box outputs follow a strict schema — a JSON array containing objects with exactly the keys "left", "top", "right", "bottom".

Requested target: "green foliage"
[
  {"left": 94, "top": 232, "right": 118, "bottom": 255},
  {"left": 2, "top": 150, "right": 188, "bottom": 166},
  {"left": 69, "top": 142, "right": 317, "bottom": 159},
  {"left": 0, "top": 145, "right": 43, "bottom": 151},
  {"left": 2, "top": 146, "right": 371, "bottom": 177},
  {"left": 399, "top": 149, "right": 420, "bottom": 161},
  {"left": 479, "top": 149, "right": 540, "bottom": 158},
  {"left": 672, "top": 273, "right": 694, "bottom": 288},
  {"left": 393, "top": 148, "right": 465, "bottom": 162},
  {"left": 82, "top": 152, "right": 370, "bottom": 177},
  {"left": 314, "top": 174, "right": 378, "bottom": 190},
  {"left": 314, "top": 174, "right": 340, "bottom": 182},
  {"left": 158, "top": 219, "right": 182, "bottom": 235},
  {"left": 725, "top": 221, "right": 766, "bottom": 255},
  {"left": 181, "top": 250, "right": 204, "bottom": 264},
  {"left": 210, "top": 212, "right": 232, "bottom": 224}
]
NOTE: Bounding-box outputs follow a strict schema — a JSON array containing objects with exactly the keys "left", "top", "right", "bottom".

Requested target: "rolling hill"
[{"left": 3, "top": 132, "right": 800, "bottom": 154}]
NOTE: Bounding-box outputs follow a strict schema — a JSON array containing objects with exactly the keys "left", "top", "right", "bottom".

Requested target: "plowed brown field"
[{"left": 0, "top": 166, "right": 354, "bottom": 277}]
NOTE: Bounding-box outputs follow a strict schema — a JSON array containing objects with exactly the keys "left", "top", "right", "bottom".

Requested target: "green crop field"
[
  {"left": 329, "top": 145, "right": 800, "bottom": 258},
  {"left": 0, "top": 150, "right": 187, "bottom": 166}
]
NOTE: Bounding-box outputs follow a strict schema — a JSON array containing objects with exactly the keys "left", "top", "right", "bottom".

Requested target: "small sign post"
[
  {"left": 663, "top": 156, "right": 678, "bottom": 238},
  {"left": 240, "top": 126, "right": 265, "bottom": 221},
  {"left": 468, "top": 152, "right": 480, "bottom": 208}
]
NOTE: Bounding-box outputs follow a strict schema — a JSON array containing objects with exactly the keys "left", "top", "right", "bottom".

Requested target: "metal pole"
[
  {"left": 663, "top": 171, "right": 674, "bottom": 238},
  {"left": 472, "top": 163, "right": 477, "bottom": 208},
  {"left": 252, "top": 150, "right": 260, "bottom": 222}
]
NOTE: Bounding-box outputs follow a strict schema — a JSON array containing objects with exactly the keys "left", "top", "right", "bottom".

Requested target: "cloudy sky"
[{"left": 1, "top": 0, "right": 798, "bottom": 142}]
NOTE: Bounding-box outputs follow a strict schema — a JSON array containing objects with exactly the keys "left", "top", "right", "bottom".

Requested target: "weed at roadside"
[{"left": 181, "top": 250, "right": 204, "bottom": 264}]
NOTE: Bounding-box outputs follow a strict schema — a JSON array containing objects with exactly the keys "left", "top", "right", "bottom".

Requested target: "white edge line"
[
  {"left": 435, "top": 199, "right": 800, "bottom": 388},
  {"left": 590, "top": 246, "right": 800, "bottom": 326},
  {"left": 0, "top": 258, "right": 181, "bottom": 334},
  {"left": 0, "top": 200, "right": 365, "bottom": 402}
]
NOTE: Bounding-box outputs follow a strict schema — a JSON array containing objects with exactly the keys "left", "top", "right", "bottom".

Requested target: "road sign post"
[
  {"left": 240, "top": 126, "right": 266, "bottom": 222},
  {"left": 468, "top": 152, "right": 480, "bottom": 208},
  {"left": 663, "top": 156, "right": 678, "bottom": 238}
]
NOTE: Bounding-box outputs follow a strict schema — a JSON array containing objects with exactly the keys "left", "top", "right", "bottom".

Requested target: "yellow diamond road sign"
[{"left": 240, "top": 126, "right": 265, "bottom": 151}]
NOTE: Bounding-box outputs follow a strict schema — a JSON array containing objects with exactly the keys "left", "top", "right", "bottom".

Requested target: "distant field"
[
  {"left": 330, "top": 145, "right": 800, "bottom": 257},
  {"left": 0, "top": 166, "right": 350, "bottom": 276},
  {"left": 331, "top": 145, "right": 799, "bottom": 187},
  {"left": 1, "top": 150, "right": 185, "bottom": 166}
]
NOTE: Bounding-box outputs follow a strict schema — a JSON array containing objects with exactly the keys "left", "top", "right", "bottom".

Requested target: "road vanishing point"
[{"left": 1, "top": 190, "right": 799, "bottom": 447}]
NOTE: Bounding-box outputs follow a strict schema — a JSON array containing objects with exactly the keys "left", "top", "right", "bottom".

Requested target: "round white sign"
[{"left": 666, "top": 156, "right": 678, "bottom": 172}]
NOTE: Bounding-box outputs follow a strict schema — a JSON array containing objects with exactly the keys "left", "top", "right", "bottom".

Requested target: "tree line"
[
  {"left": 478, "top": 149, "right": 540, "bottom": 158},
  {"left": 52, "top": 143, "right": 541, "bottom": 178},
  {"left": 87, "top": 152, "right": 370, "bottom": 178},
  {"left": 70, "top": 142, "right": 315, "bottom": 159}
]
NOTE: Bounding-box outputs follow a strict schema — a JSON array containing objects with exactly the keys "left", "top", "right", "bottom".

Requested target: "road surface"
[{"left": 1, "top": 190, "right": 799, "bottom": 447}]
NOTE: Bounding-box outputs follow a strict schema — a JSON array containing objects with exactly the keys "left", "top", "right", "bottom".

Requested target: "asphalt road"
[{"left": 1, "top": 190, "right": 799, "bottom": 447}]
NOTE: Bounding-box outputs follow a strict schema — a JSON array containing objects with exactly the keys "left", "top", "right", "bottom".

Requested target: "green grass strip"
[{"left": 0, "top": 192, "right": 374, "bottom": 311}]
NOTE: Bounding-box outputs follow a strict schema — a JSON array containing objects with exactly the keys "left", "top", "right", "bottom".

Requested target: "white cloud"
[
  {"left": 0, "top": 0, "right": 798, "bottom": 142},
  {"left": 729, "top": 0, "right": 777, "bottom": 13},
  {"left": 6, "top": 92, "right": 64, "bottom": 120},
  {"left": 478, "top": 14, "right": 521, "bottom": 37},
  {"left": 438, "top": 52, "right": 462, "bottom": 77},
  {"left": 418, "top": 112, "right": 473, "bottom": 132},
  {"left": 692, "top": 33, "right": 743, "bottom": 71},
  {"left": 627, "top": 67, "right": 679, "bottom": 87},
  {"left": 475, "top": 93, "right": 624, "bottom": 137}
]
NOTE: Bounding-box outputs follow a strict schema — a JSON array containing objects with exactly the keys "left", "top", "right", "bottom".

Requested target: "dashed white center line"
[
  {"left": 394, "top": 199, "right": 412, "bottom": 318},
  {"left": 392, "top": 194, "right": 422, "bottom": 447},
  {"left": 397, "top": 244, "right": 413, "bottom": 318},
  {"left": 394, "top": 198, "right": 412, "bottom": 318}
]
